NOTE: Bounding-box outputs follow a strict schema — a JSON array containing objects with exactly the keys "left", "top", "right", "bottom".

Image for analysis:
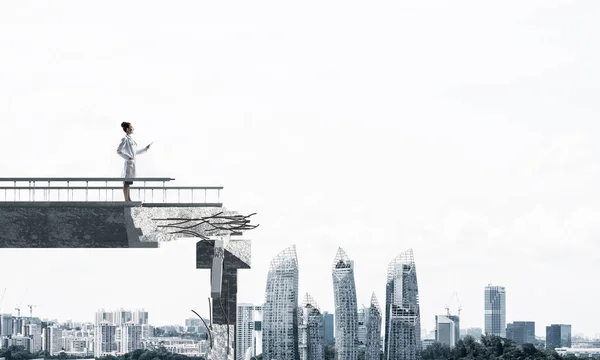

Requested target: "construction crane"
[
  {"left": 0, "top": 288, "right": 6, "bottom": 313},
  {"left": 28, "top": 305, "right": 36, "bottom": 318},
  {"left": 445, "top": 292, "right": 462, "bottom": 317},
  {"left": 15, "top": 288, "right": 28, "bottom": 318}
]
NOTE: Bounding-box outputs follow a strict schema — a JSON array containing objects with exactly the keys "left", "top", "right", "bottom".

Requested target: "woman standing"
[{"left": 116, "top": 122, "right": 151, "bottom": 201}]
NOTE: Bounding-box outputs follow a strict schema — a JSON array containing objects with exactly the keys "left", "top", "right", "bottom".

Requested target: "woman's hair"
[{"left": 121, "top": 122, "right": 131, "bottom": 132}]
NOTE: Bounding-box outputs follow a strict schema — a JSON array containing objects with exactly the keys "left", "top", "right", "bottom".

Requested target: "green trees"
[
  {"left": 0, "top": 346, "right": 205, "bottom": 360},
  {"left": 421, "top": 335, "right": 598, "bottom": 360}
]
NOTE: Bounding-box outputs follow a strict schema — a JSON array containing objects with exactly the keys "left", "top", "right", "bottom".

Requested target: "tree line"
[
  {"left": 0, "top": 346, "right": 205, "bottom": 360},
  {"left": 422, "top": 335, "right": 596, "bottom": 360}
]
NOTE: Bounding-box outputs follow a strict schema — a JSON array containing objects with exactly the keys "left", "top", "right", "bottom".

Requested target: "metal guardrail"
[{"left": 0, "top": 178, "right": 222, "bottom": 204}]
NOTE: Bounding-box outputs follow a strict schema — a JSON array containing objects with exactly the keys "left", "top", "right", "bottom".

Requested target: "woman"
[{"left": 116, "top": 122, "right": 151, "bottom": 201}]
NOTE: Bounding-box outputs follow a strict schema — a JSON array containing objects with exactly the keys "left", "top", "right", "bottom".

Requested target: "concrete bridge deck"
[{"left": 0, "top": 177, "right": 224, "bottom": 248}]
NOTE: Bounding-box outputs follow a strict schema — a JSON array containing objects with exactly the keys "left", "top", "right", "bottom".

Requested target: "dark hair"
[{"left": 121, "top": 122, "right": 131, "bottom": 132}]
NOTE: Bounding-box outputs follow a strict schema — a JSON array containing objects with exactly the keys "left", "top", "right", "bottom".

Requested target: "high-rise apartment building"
[
  {"left": 546, "top": 324, "right": 572, "bottom": 349},
  {"left": 384, "top": 249, "right": 421, "bottom": 360},
  {"left": 94, "top": 321, "right": 117, "bottom": 357},
  {"left": 262, "top": 245, "right": 300, "bottom": 360},
  {"left": 332, "top": 247, "right": 359, "bottom": 360},
  {"left": 119, "top": 322, "right": 143, "bottom": 354},
  {"left": 42, "top": 325, "right": 63, "bottom": 356},
  {"left": 237, "top": 304, "right": 263, "bottom": 360},
  {"left": 506, "top": 321, "right": 535, "bottom": 346},
  {"left": 484, "top": 285, "right": 506, "bottom": 337},
  {"left": 0, "top": 314, "right": 13, "bottom": 337},
  {"left": 132, "top": 310, "right": 148, "bottom": 325}
]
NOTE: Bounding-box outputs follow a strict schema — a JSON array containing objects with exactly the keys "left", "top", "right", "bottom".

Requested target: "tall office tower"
[
  {"left": 113, "top": 309, "right": 133, "bottom": 326},
  {"left": 1, "top": 314, "right": 13, "bottom": 336},
  {"left": 42, "top": 325, "right": 63, "bottom": 355},
  {"left": 435, "top": 315, "right": 457, "bottom": 347},
  {"left": 237, "top": 304, "right": 264, "bottom": 360},
  {"left": 357, "top": 307, "right": 368, "bottom": 347},
  {"left": 322, "top": 312, "right": 334, "bottom": 345},
  {"left": 365, "top": 293, "right": 382, "bottom": 360},
  {"left": 95, "top": 309, "right": 113, "bottom": 326},
  {"left": 94, "top": 321, "right": 117, "bottom": 357},
  {"left": 133, "top": 310, "right": 148, "bottom": 325},
  {"left": 332, "top": 247, "right": 359, "bottom": 360},
  {"left": 506, "top": 322, "right": 535, "bottom": 346},
  {"left": 546, "top": 324, "right": 572, "bottom": 349},
  {"left": 262, "top": 245, "right": 300, "bottom": 360},
  {"left": 298, "top": 294, "right": 324, "bottom": 360},
  {"left": 120, "top": 322, "right": 143, "bottom": 354},
  {"left": 484, "top": 285, "right": 506, "bottom": 337},
  {"left": 384, "top": 249, "right": 421, "bottom": 360}
]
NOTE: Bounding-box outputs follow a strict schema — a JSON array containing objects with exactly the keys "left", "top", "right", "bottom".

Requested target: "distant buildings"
[
  {"left": 506, "top": 321, "right": 535, "bottom": 346},
  {"left": 461, "top": 327, "right": 483, "bottom": 340},
  {"left": 547, "top": 324, "right": 572, "bottom": 350},
  {"left": 484, "top": 285, "right": 506, "bottom": 337},
  {"left": 332, "top": 247, "right": 359, "bottom": 360},
  {"left": 262, "top": 245, "right": 300, "bottom": 360},
  {"left": 93, "top": 309, "right": 148, "bottom": 357},
  {"left": 384, "top": 249, "right": 421, "bottom": 360},
  {"left": 322, "top": 312, "right": 334, "bottom": 345}
]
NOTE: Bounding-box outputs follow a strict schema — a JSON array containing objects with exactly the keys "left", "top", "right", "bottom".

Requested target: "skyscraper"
[
  {"left": 546, "top": 324, "right": 572, "bottom": 349},
  {"left": 298, "top": 294, "right": 324, "bottom": 360},
  {"left": 322, "top": 313, "right": 334, "bottom": 345},
  {"left": 484, "top": 285, "right": 506, "bottom": 337},
  {"left": 384, "top": 249, "right": 421, "bottom": 360},
  {"left": 332, "top": 247, "right": 359, "bottom": 360},
  {"left": 365, "top": 293, "right": 382, "bottom": 360},
  {"left": 506, "top": 321, "right": 535, "bottom": 346},
  {"left": 262, "top": 245, "right": 300, "bottom": 360}
]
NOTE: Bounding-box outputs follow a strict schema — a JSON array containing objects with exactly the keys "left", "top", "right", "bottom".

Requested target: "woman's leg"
[{"left": 123, "top": 183, "right": 130, "bottom": 201}]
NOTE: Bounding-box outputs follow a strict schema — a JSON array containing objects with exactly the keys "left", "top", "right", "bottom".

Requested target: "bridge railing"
[{"left": 0, "top": 178, "right": 222, "bottom": 205}]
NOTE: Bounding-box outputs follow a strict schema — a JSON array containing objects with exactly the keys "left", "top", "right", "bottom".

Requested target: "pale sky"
[{"left": 1, "top": 0, "right": 599, "bottom": 338}]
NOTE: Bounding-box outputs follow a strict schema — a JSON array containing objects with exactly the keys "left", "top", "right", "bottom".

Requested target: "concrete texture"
[
  {"left": 196, "top": 239, "right": 250, "bottom": 326},
  {"left": 0, "top": 202, "right": 155, "bottom": 248},
  {"left": 206, "top": 325, "right": 235, "bottom": 360}
]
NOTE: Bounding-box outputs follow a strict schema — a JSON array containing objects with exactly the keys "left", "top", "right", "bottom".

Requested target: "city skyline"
[{"left": 1, "top": 0, "right": 599, "bottom": 342}]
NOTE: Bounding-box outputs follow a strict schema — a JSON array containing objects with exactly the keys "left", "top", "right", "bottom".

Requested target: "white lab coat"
[{"left": 116, "top": 135, "right": 148, "bottom": 178}]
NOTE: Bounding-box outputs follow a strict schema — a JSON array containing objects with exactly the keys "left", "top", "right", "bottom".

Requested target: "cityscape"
[{"left": 1, "top": 246, "right": 598, "bottom": 360}]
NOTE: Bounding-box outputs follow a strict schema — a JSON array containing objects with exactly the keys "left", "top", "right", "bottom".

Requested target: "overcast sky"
[{"left": 1, "top": 0, "right": 599, "bottom": 338}]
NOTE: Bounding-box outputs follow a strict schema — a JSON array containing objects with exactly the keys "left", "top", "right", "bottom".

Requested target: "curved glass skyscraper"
[
  {"left": 263, "top": 245, "right": 300, "bottom": 360},
  {"left": 384, "top": 249, "right": 421, "bottom": 360},
  {"left": 332, "top": 247, "right": 358, "bottom": 360}
]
